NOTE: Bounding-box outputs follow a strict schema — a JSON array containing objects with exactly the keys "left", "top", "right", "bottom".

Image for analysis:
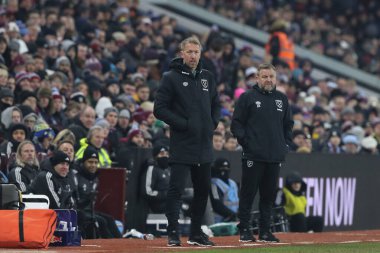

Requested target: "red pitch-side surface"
[{"left": 1, "top": 230, "right": 380, "bottom": 252}]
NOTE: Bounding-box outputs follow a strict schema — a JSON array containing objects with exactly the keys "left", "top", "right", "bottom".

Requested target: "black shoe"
[
  {"left": 187, "top": 231, "right": 215, "bottom": 246},
  {"left": 239, "top": 227, "right": 256, "bottom": 242},
  {"left": 258, "top": 232, "right": 280, "bottom": 243},
  {"left": 167, "top": 230, "right": 181, "bottom": 246}
]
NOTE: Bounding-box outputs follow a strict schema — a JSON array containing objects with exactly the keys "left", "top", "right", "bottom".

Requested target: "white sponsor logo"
[
  {"left": 247, "top": 160, "right": 253, "bottom": 167},
  {"left": 275, "top": 99, "right": 283, "bottom": 111},
  {"left": 256, "top": 101, "right": 261, "bottom": 108},
  {"left": 183, "top": 82, "right": 188, "bottom": 87},
  {"left": 201, "top": 79, "right": 208, "bottom": 91}
]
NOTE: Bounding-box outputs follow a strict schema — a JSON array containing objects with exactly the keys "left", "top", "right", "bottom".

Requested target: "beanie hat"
[
  {"left": 361, "top": 136, "right": 377, "bottom": 149},
  {"left": 95, "top": 118, "right": 110, "bottom": 129},
  {"left": 152, "top": 144, "right": 169, "bottom": 157},
  {"left": 213, "top": 158, "right": 231, "bottom": 170},
  {"left": 126, "top": 129, "right": 143, "bottom": 142},
  {"left": 83, "top": 146, "right": 99, "bottom": 162},
  {"left": 9, "top": 123, "right": 28, "bottom": 136},
  {"left": 119, "top": 109, "right": 131, "bottom": 119},
  {"left": 33, "top": 122, "right": 55, "bottom": 143},
  {"left": 50, "top": 150, "right": 70, "bottom": 166},
  {"left": 103, "top": 107, "right": 119, "bottom": 118},
  {"left": 70, "top": 92, "right": 86, "bottom": 103},
  {"left": 0, "top": 87, "right": 14, "bottom": 99},
  {"left": 15, "top": 71, "right": 29, "bottom": 85},
  {"left": 19, "top": 90, "right": 37, "bottom": 104}
]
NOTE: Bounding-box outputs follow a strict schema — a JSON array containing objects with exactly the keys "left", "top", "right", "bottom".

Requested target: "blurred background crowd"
[{"left": 0, "top": 0, "right": 379, "bottom": 179}]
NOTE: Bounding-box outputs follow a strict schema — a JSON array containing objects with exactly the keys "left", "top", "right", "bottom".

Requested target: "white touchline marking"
[{"left": 337, "top": 241, "right": 362, "bottom": 244}]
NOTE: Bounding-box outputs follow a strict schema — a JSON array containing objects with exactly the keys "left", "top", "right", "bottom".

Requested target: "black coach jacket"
[
  {"left": 154, "top": 58, "right": 220, "bottom": 164},
  {"left": 231, "top": 85, "right": 293, "bottom": 162}
]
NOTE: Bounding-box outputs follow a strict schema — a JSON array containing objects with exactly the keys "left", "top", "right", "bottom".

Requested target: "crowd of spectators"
[
  {"left": 187, "top": 0, "right": 380, "bottom": 76},
  {"left": 0, "top": 0, "right": 378, "bottom": 236},
  {"left": 0, "top": 0, "right": 379, "bottom": 187}
]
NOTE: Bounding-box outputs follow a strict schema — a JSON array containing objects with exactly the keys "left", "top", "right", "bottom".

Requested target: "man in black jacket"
[
  {"left": 154, "top": 36, "right": 220, "bottom": 247},
  {"left": 231, "top": 63, "right": 293, "bottom": 243},
  {"left": 29, "top": 150, "right": 75, "bottom": 209},
  {"left": 74, "top": 146, "right": 121, "bottom": 239}
]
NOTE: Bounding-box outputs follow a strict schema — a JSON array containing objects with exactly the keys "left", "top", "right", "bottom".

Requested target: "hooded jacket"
[
  {"left": 29, "top": 161, "right": 75, "bottom": 209},
  {"left": 75, "top": 138, "right": 112, "bottom": 168},
  {"left": 153, "top": 58, "right": 220, "bottom": 164},
  {"left": 73, "top": 163, "right": 99, "bottom": 212},
  {"left": 231, "top": 84, "right": 293, "bottom": 162}
]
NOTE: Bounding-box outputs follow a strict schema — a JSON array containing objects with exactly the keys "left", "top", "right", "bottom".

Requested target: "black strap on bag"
[
  {"left": 19, "top": 210, "right": 24, "bottom": 242},
  {"left": 0, "top": 184, "right": 25, "bottom": 210}
]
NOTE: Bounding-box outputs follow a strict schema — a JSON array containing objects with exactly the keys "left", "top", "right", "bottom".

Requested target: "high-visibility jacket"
[
  {"left": 265, "top": 31, "right": 295, "bottom": 70},
  {"left": 283, "top": 187, "right": 307, "bottom": 216},
  {"left": 75, "top": 138, "right": 112, "bottom": 168}
]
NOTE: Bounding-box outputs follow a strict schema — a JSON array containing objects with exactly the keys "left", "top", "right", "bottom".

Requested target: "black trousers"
[
  {"left": 238, "top": 160, "right": 280, "bottom": 233},
  {"left": 289, "top": 213, "right": 324, "bottom": 232},
  {"left": 166, "top": 163, "right": 211, "bottom": 234}
]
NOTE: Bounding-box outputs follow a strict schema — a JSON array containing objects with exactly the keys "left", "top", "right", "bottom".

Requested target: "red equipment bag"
[{"left": 0, "top": 209, "right": 57, "bottom": 248}]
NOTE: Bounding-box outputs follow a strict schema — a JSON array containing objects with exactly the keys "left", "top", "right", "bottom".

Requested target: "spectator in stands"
[
  {"left": 213, "top": 131, "right": 225, "bottom": 151},
  {"left": 322, "top": 130, "right": 343, "bottom": 154},
  {"left": 276, "top": 172, "right": 323, "bottom": 233},
  {"left": 342, "top": 135, "right": 360, "bottom": 154},
  {"left": 360, "top": 136, "right": 379, "bottom": 155},
  {"left": 0, "top": 87, "right": 14, "bottom": 111},
  {"left": 32, "top": 121, "right": 55, "bottom": 154},
  {"left": 74, "top": 146, "right": 122, "bottom": 239},
  {"left": 265, "top": 19, "right": 295, "bottom": 70},
  {"left": 223, "top": 132, "right": 239, "bottom": 151},
  {"left": 75, "top": 125, "right": 112, "bottom": 168},
  {"left": 29, "top": 150, "right": 75, "bottom": 209},
  {"left": 0, "top": 123, "right": 28, "bottom": 161},
  {"left": 210, "top": 158, "right": 239, "bottom": 223},
  {"left": 8, "top": 140, "right": 39, "bottom": 193},
  {"left": 1, "top": 106, "right": 23, "bottom": 131},
  {"left": 116, "top": 109, "right": 131, "bottom": 139},
  {"left": 68, "top": 105, "right": 96, "bottom": 150}
]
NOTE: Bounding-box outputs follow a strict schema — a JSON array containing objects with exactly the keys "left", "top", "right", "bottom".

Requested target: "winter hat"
[
  {"left": 126, "top": 129, "right": 143, "bottom": 142},
  {"left": 103, "top": 107, "right": 119, "bottom": 118},
  {"left": 152, "top": 144, "right": 169, "bottom": 157},
  {"left": 0, "top": 87, "right": 14, "bottom": 99},
  {"left": 140, "top": 101, "right": 154, "bottom": 112},
  {"left": 70, "top": 92, "right": 86, "bottom": 103},
  {"left": 50, "top": 150, "right": 70, "bottom": 166},
  {"left": 33, "top": 122, "right": 55, "bottom": 142},
  {"left": 119, "top": 109, "right": 131, "bottom": 119},
  {"left": 55, "top": 56, "right": 71, "bottom": 67},
  {"left": 19, "top": 90, "right": 37, "bottom": 103},
  {"left": 213, "top": 158, "right": 231, "bottom": 170},
  {"left": 342, "top": 135, "right": 359, "bottom": 145},
  {"left": 15, "top": 71, "right": 29, "bottom": 85},
  {"left": 245, "top": 66, "right": 257, "bottom": 78},
  {"left": 27, "top": 72, "right": 41, "bottom": 82},
  {"left": 61, "top": 39, "right": 76, "bottom": 53},
  {"left": 9, "top": 123, "right": 28, "bottom": 136},
  {"left": 85, "top": 57, "right": 102, "bottom": 72},
  {"left": 95, "top": 118, "right": 110, "bottom": 129},
  {"left": 83, "top": 146, "right": 99, "bottom": 162},
  {"left": 361, "top": 136, "right": 377, "bottom": 150}
]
